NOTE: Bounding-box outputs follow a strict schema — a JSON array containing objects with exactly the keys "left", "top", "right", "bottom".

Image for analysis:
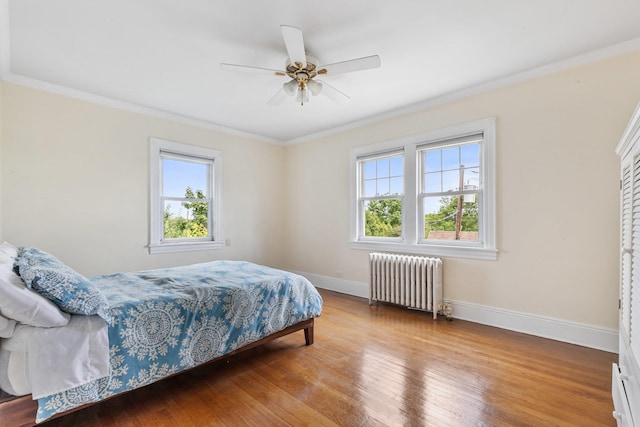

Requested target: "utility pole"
[{"left": 455, "top": 165, "right": 464, "bottom": 240}]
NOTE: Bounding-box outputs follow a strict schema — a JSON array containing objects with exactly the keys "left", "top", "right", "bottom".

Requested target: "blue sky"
[
  {"left": 363, "top": 156, "right": 403, "bottom": 197},
  {"left": 162, "top": 158, "right": 210, "bottom": 219},
  {"left": 162, "top": 159, "right": 209, "bottom": 197},
  {"left": 362, "top": 143, "right": 479, "bottom": 197},
  {"left": 362, "top": 143, "right": 480, "bottom": 217}
]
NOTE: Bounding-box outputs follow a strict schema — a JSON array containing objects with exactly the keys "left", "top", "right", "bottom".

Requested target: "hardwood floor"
[{"left": 41, "top": 289, "right": 616, "bottom": 426}]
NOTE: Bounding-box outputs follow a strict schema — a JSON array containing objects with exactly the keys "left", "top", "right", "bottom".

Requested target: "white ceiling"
[{"left": 2, "top": 0, "right": 640, "bottom": 144}]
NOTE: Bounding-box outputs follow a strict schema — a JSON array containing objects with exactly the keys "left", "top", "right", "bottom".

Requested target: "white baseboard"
[
  {"left": 293, "top": 271, "right": 369, "bottom": 299},
  {"left": 294, "top": 271, "right": 618, "bottom": 353},
  {"left": 447, "top": 299, "right": 618, "bottom": 353}
]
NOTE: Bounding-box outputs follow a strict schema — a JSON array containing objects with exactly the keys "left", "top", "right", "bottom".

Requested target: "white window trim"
[
  {"left": 349, "top": 117, "right": 497, "bottom": 260},
  {"left": 149, "top": 138, "right": 223, "bottom": 254},
  {"left": 356, "top": 149, "right": 405, "bottom": 242}
]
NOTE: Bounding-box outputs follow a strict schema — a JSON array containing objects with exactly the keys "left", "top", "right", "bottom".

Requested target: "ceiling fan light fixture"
[
  {"left": 308, "top": 79, "right": 323, "bottom": 96},
  {"left": 296, "top": 87, "right": 309, "bottom": 105},
  {"left": 283, "top": 79, "right": 298, "bottom": 96}
]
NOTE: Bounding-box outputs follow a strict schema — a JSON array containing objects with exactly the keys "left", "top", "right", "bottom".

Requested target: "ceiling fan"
[{"left": 220, "top": 25, "right": 381, "bottom": 106}]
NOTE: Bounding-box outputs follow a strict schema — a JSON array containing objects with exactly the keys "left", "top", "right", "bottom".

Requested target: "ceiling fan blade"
[
  {"left": 317, "top": 80, "right": 350, "bottom": 103},
  {"left": 267, "top": 88, "right": 288, "bottom": 106},
  {"left": 318, "top": 55, "right": 381, "bottom": 75},
  {"left": 220, "top": 63, "right": 285, "bottom": 76},
  {"left": 280, "top": 25, "right": 307, "bottom": 66}
]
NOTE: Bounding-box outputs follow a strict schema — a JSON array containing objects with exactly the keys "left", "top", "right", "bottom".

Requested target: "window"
[
  {"left": 149, "top": 138, "right": 223, "bottom": 254},
  {"left": 350, "top": 118, "right": 497, "bottom": 260},
  {"left": 358, "top": 151, "right": 404, "bottom": 239},
  {"left": 419, "top": 135, "right": 481, "bottom": 243}
]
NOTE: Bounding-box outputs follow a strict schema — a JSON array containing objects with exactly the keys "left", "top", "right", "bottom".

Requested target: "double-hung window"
[
  {"left": 418, "top": 135, "right": 482, "bottom": 243},
  {"left": 149, "top": 138, "right": 223, "bottom": 254},
  {"left": 350, "top": 118, "right": 497, "bottom": 260},
  {"left": 358, "top": 151, "right": 404, "bottom": 240}
]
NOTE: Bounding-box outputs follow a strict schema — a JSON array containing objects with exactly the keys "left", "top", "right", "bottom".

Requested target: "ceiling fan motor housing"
[{"left": 284, "top": 55, "right": 324, "bottom": 98}]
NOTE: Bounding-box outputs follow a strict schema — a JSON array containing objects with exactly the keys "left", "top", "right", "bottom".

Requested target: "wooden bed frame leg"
[{"left": 304, "top": 324, "right": 314, "bottom": 345}]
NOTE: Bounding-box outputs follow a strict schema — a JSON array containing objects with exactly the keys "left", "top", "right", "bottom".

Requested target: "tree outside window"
[
  {"left": 164, "top": 187, "right": 209, "bottom": 238},
  {"left": 358, "top": 153, "right": 403, "bottom": 239}
]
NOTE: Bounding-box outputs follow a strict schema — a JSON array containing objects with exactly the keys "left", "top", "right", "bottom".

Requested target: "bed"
[{"left": 0, "top": 243, "right": 323, "bottom": 425}]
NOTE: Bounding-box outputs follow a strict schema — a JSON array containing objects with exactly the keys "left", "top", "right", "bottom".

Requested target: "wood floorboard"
[{"left": 37, "top": 289, "right": 616, "bottom": 427}]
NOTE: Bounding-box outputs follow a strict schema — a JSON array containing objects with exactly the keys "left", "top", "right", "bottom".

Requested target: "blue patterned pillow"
[{"left": 15, "top": 247, "right": 110, "bottom": 321}]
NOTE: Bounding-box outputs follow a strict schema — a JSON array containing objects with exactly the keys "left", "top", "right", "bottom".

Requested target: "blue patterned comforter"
[{"left": 35, "top": 261, "right": 323, "bottom": 422}]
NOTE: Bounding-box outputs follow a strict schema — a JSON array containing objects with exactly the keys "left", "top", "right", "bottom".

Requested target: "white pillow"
[
  {"left": 0, "top": 265, "right": 70, "bottom": 327},
  {"left": 0, "top": 314, "right": 16, "bottom": 338},
  {"left": 0, "top": 242, "right": 17, "bottom": 267},
  {"left": 0, "top": 241, "right": 17, "bottom": 256},
  {"left": 0, "top": 253, "right": 13, "bottom": 266}
]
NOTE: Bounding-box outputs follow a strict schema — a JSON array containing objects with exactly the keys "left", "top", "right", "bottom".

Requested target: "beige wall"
[
  {"left": 283, "top": 50, "right": 640, "bottom": 330},
  {"left": 2, "top": 50, "right": 640, "bottom": 332},
  {"left": 0, "top": 83, "right": 286, "bottom": 276}
]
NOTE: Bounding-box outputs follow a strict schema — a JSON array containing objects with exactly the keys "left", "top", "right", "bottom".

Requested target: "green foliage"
[
  {"left": 164, "top": 187, "right": 209, "bottom": 238},
  {"left": 424, "top": 195, "right": 478, "bottom": 238},
  {"left": 365, "top": 199, "right": 402, "bottom": 237}
]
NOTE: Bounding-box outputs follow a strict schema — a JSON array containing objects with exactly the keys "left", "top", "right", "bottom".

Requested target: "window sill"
[
  {"left": 148, "top": 241, "right": 225, "bottom": 254},
  {"left": 349, "top": 241, "right": 498, "bottom": 260}
]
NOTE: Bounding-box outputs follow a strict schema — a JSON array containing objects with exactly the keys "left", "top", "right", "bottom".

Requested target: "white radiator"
[{"left": 369, "top": 252, "right": 443, "bottom": 319}]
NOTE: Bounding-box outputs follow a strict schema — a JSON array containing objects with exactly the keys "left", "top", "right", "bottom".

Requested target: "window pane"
[
  {"left": 442, "top": 169, "right": 460, "bottom": 192},
  {"left": 377, "top": 179, "right": 390, "bottom": 195},
  {"left": 164, "top": 200, "right": 209, "bottom": 239},
  {"left": 390, "top": 157, "right": 403, "bottom": 177},
  {"left": 376, "top": 158, "right": 390, "bottom": 178},
  {"left": 424, "top": 172, "right": 441, "bottom": 193},
  {"left": 360, "top": 154, "right": 404, "bottom": 197},
  {"left": 460, "top": 143, "right": 480, "bottom": 167},
  {"left": 463, "top": 167, "right": 480, "bottom": 189},
  {"left": 364, "top": 161, "right": 376, "bottom": 180},
  {"left": 162, "top": 158, "right": 209, "bottom": 198},
  {"left": 424, "top": 151, "right": 440, "bottom": 172},
  {"left": 364, "top": 198, "right": 402, "bottom": 237},
  {"left": 364, "top": 180, "right": 377, "bottom": 197},
  {"left": 421, "top": 144, "right": 481, "bottom": 193},
  {"left": 423, "top": 196, "right": 478, "bottom": 241},
  {"left": 441, "top": 147, "right": 460, "bottom": 170},
  {"left": 390, "top": 177, "right": 403, "bottom": 195}
]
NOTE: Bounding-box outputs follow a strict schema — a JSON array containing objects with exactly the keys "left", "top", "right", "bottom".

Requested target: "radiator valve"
[{"left": 439, "top": 302, "right": 453, "bottom": 321}]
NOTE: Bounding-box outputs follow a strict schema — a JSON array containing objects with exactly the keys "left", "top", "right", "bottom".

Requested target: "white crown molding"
[
  {"left": 294, "top": 270, "right": 618, "bottom": 353},
  {"left": 2, "top": 0, "right": 639, "bottom": 149},
  {"left": 284, "top": 37, "right": 640, "bottom": 146},
  {"left": 1, "top": 72, "right": 284, "bottom": 146}
]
